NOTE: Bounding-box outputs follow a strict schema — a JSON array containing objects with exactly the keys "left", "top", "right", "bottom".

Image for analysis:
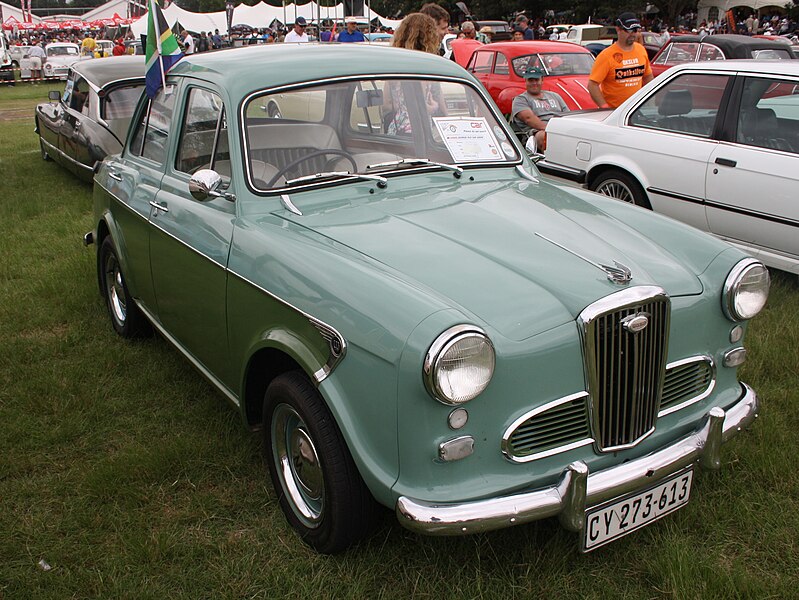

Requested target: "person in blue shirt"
[{"left": 338, "top": 17, "right": 366, "bottom": 42}]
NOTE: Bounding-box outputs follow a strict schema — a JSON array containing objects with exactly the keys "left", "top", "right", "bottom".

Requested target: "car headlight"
[
  {"left": 723, "top": 258, "right": 770, "bottom": 321},
  {"left": 424, "top": 325, "right": 495, "bottom": 405}
]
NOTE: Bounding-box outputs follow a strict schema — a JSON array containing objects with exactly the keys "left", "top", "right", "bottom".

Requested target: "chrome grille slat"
[
  {"left": 503, "top": 394, "right": 592, "bottom": 460},
  {"left": 580, "top": 287, "right": 670, "bottom": 452},
  {"left": 660, "top": 358, "right": 714, "bottom": 413}
]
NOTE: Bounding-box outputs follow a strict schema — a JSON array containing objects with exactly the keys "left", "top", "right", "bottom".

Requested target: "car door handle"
[
  {"left": 74, "top": 120, "right": 81, "bottom": 128},
  {"left": 108, "top": 170, "right": 122, "bottom": 181},
  {"left": 714, "top": 157, "right": 736, "bottom": 168},
  {"left": 149, "top": 201, "right": 169, "bottom": 213}
]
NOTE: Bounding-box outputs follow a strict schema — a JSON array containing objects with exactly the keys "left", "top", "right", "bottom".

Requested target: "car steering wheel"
[{"left": 265, "top": 149, "right": 358, "bottom": 188}]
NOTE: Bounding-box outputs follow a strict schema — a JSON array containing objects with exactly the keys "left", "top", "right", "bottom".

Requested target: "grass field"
[{"left": 1, "top": 82, "right": 798, "bottom": 599}]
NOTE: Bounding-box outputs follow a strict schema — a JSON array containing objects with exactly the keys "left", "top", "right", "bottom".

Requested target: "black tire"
[
  {"left": 98, "top": 237, "right": 150, "bottom": 338},
  {"left": 263, "top": 372, "right": 377, "bottom": 554},
  {"left": 590, "top": 169, "right": 651, "bottom": 209}
]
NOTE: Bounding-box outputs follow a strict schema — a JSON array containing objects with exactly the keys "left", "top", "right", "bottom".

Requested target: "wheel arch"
[
  {"left": 586, "top": 161, "right": 650, "bottom": 194},
  {"left": 241, "top": 344, "right": 304, "bottom": 430}
]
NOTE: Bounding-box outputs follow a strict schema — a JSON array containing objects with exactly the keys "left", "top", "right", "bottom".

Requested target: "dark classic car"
[
  {"left": 466, "top": 41, "right": 597, "bottom": 114},
  {"left": 651, "top": 33, "right": 796, "bottom": 77},
  {"left": 89, "top": 44, "right": 767, "bottom": 554},
  {"left": 36, "top": 55, "right": 144, "bottom": 182}
]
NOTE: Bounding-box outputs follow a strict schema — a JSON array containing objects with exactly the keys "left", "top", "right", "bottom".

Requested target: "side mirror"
[
  {"left": 189, "top": 169, "right": 234, "bottom": 202},
  {"left": 48, "top": 90, "right": 61, "bottom": 102}
]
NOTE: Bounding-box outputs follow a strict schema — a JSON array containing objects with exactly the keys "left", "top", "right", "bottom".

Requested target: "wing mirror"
[
  {"left": 48, "top": 90, "right": 61, "bottom": 102},
  {"left": 189, "top": 169, "right": 235, "bottom": 202}
]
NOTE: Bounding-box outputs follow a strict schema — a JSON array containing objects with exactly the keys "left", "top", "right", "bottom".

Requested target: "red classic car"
[{"left": 466, "top": 41, "right": 597, "bottom": 115}]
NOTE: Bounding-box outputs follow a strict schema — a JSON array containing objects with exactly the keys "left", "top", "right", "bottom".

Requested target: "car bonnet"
[{"left": 272, "top": 174, "right": 704, "bottom": 341}]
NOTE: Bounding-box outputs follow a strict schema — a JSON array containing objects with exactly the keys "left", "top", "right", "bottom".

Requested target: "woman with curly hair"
[{"left": 390, "top": 13, "right": 440, "bottom": 55}]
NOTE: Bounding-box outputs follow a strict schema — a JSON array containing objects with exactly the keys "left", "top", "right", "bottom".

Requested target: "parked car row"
[{"left": 29, "top": 43, "right": 772, "bottom": 554}]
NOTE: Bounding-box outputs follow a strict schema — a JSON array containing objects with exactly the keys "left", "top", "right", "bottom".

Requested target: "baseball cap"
[
  {"left": 295, "top": 16, "right": 307, "bottom": 26},
  {"left": 615, "top": 12, "right": 642, "bottom": 31},
  {"left": 523, "top": 66, "right": 546, "bottom": 79}
]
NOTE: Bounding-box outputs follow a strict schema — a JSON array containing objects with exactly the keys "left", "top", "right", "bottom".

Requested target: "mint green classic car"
[{"left": 88, "top": 44, "right": 769, "bottom": 554}]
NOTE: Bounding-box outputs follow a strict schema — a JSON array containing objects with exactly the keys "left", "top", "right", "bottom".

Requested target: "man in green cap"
[{"left": 511, "top": 65, "right": 569, "bottom": 151}]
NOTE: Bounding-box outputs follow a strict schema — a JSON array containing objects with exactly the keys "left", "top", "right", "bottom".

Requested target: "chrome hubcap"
[
  {"left": 104, "top": 253, "right": 127, "bottom": 324},
  {"left": 272, "top": 403, "right": 324, "bottom": 527},
  {"left": 597, "top": 180, "right": 634, "bottom": 204}
]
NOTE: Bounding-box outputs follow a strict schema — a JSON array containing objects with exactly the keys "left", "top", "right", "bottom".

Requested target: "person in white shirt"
[
  {"left": 284, "top": 17, "right": 310, "bottom": 42},
  {"left": 182, "top": 30, "right": 195, "bottom": 54}
]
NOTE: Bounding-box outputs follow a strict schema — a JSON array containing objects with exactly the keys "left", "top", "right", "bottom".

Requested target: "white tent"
[
  {"left": 129, "top": 1, "right": 402, "bottom": 36},
  {"left": 80, "top": 0, "right": 132, "bottom": 22},
  {"left": 1, "top": 1, "right": 42, "bottom": 25},
  {"left": 696, "top": 0, "right": 791, "bottom": 25}
]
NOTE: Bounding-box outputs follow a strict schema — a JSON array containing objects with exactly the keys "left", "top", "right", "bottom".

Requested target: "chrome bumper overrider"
[{"left": 396, "top": 383, "right": 758, "bottom": 535}]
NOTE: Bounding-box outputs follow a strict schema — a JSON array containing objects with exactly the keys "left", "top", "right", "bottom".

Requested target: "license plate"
[{"left": 581, "top": 468, "right": 693, "bottom": 552}]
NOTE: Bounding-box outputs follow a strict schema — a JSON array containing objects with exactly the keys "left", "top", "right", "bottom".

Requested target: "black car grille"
[{"left": 581, "top": 288, "right": 670, "bottom": 452}]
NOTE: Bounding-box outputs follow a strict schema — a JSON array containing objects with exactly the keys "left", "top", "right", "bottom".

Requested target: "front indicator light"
[
  {"left": 724, "top": 348, "right": 746, "bottom": 368},
  {"left": 424, "top": 325, "right": 495, "bottom": 405},
  {"left": 439, "top": 436, "right": 474, "bottom": 461}
]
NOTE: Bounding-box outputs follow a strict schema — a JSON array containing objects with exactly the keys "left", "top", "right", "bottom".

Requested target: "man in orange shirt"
[{"left": 588, "top": 13, "right": 653, "bottom": 108}]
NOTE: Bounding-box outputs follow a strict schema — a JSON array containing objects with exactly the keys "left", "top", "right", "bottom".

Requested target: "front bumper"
[{"left": 396, "top": 382, "right": 758, "bottom": 535}]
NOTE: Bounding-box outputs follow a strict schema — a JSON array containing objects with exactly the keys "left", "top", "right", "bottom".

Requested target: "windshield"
[
  {"left": 242, "top": 77, "right": 520, "bottom": 191},
  {"left": 511, "top": 53, "right": 594, "bottom": 77},
  {"left": 48, "top": 46, "right": 78, "bottom": 57}
]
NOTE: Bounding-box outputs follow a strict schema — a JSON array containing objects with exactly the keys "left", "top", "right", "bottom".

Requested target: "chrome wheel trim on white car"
[{"left": 595, "top": 178, "right": 636, "bottom": 204}]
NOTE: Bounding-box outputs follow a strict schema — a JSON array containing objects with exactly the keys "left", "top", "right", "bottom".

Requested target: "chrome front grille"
[
  {"left": 660, "top": 357, "right": 714, "bottom": 416},
  {"left": 580, "top": 287, "right": 670, "bottom": 452},
  {"left": 502, "top": 393, "right": 592, "bottom": 462}
]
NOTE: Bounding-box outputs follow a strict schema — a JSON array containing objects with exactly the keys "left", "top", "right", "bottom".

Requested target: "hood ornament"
[{"left": 535, "top": 233, "right": 633, "bottom": 285}]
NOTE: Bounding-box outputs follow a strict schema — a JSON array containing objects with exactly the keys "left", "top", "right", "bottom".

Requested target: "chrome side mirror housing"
[{"left": 189, "top": 169, "right": 234, "bottom": 202}]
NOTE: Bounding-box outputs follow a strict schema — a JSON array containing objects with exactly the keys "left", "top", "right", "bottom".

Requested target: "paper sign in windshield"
[{"left": 433, "top": 117, "right": 504, "bottom": 162}]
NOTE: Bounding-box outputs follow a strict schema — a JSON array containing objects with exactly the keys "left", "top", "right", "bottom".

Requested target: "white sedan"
[
  {"left": 539, "top": 60, "right": 799, "bottom": 275},
  {"left": 43, "top": 43, "right": 83, "bottom": 80}
]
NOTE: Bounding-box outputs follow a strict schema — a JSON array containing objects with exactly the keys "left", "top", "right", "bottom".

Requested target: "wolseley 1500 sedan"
[
  {"left": 36, "top": 55, "right": 144, "bottom": 182},
  {"left": 89, "top": 44, "right": 767, "bottom": 554}
]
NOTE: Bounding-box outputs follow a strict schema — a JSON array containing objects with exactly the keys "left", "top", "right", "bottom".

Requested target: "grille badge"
[{"left": 621, "top": 313, "right": 650, "bottom": 333}]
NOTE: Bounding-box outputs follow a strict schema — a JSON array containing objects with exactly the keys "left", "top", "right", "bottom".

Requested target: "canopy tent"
[
  {"left": 696, "top": 0, "right": 791, "bottom": 25},
  {"left": 129, "top": 1, "right": 402, "bottom": 36},
  {"left": 80, "top": 0, "right": 135, "bottom": 22}
]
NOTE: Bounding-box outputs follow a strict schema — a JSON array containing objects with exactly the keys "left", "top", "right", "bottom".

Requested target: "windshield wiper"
[
  {"left": 365, "top": 158, "right": 463, "bottom": 178},
  {"left": 283, "top": 171, "right": 388, "bottom": 188}
]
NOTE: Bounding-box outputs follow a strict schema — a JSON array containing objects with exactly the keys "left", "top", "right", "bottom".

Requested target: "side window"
[
  {"left": 472, "top": 51, "right": 493, "bottom": 74},
  {"left": 664, "top": 43, "right": 699, "bottom": 65},
  {"left": 70, "top": 75, "right": 91, "bottom": 114},
  {"left": 129, "top": 85, "right": 177, "bottom": 164},
  {"left": 176, "top": 88, "right": 229, "bottom": 175},
  {"left": 629, "top": 73, "right": 730, "bottom": 138},
  {"left": 494, "top": 53, "right": 509, "bottom": 76},
  {"left": 736, "top": 77, "right": 799, "bottom": 154},
  {"left": 103, "top": 84, "right": 144, "bottom": 120},
  {"left": 698, "top": 44, "right": 725, "bottom": 61}
]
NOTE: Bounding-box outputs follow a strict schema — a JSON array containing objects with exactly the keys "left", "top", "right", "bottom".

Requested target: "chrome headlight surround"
[
  {"left": 423, "top": 325, "right": 495, "bottom": 405},
  {"left": 723, "top": 258, "right": 770, "bottom": 322}
]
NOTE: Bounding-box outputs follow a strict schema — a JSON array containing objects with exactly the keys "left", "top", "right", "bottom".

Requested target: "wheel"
[
  {"left": 39, "top": 138, "right": 51, "bottom": 161},
  {"left": 98, "top": 237, "right": 150, "bottom": 338},
  {"left": 267, "top": 102, "right": 281, "bottom": 119},
  {"left": 591, "top": 170, "right": 651, "bottom": 209},
  {"left": 264, "top": 149, "right": 358, "bottom": 188},
  {"left": 263, "top": 372, "right": 377, "bottom": 554}
]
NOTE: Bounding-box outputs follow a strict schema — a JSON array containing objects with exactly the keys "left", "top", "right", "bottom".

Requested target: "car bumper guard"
[{"left": 396, "top": 382, "right": 758, "bottom": 535}]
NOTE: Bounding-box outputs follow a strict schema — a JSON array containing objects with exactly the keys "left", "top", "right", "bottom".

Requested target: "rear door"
[{"left": 705, "top": 74, "right": 799, "bottom": 267}]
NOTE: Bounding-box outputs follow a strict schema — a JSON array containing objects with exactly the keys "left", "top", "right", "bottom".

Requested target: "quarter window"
[
  {"left": 103, "top": 84, "right": 144, "bottom": 121},
  {"left": 176, "top": 88, "right": 229, "bottom": 176},
  {"left": 736, "top": 78, "right": 799, "bottom": 154},
  {"left": 471, "top": 52, "right": 493, "bottom": 74},
  {"left": 494, "top": 53, "right": 509, "bottom": 75},
  {"left": 629, "top": 73, "right": 730, "bottom": 138},
  {"left": 129, "top": 85, "right": 177, "bottom": 164}
]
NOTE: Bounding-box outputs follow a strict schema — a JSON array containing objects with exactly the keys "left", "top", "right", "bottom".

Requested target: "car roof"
[
  {"left": 46, "top": 42, "right": 78, "bottom": 47},
  {"left": 169, "top": 44, "right": 473, "bottom": 95},
  {"left": 664, "top": 34, "right": 797, "bottom": 56},
  {"left": 478, "top": 41, "right": 593, "bottom": 54},
  {"left": 72, "top": 55, "right": 145, "bottom": 88},
  {"left": 671, "top": 59, "right": 799, "bottom": 76}
]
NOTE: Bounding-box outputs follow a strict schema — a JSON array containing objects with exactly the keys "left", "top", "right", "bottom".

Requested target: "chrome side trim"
[
  {"left": 396, "top": 383, "right": 759, "bottom": 536},
  {"left": 226, "top": 270, "right": 347, "bottom": 384},
  {"left": 135, "top": 301, "right": 240, "bottom": 408},
  {"left": 39, "top": 137, "right": 93, "bottom": 173},
  {"left": 501, "top": 391, "right": 594, "bottom": 463},
  {"left": 148, "top": 219, "right": 226, "bottom": 270},
  {"left": 658, "top": 355, "right": 716, "bottom": 418},
  {"left": 280, "top": 194, "right": 303, "bottom": 216}
]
